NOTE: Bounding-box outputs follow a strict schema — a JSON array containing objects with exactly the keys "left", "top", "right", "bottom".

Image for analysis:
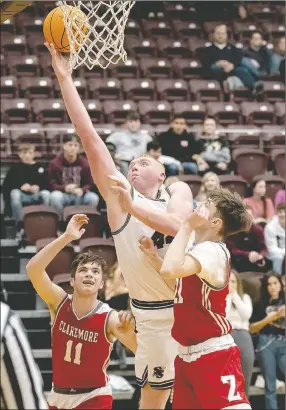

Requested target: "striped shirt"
[{"left": 0, "top": 302, "right": 48, "bottom": 409}]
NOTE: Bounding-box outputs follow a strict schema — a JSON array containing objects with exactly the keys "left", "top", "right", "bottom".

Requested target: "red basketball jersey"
[
  {"left": 172, "top": 242, "right": 232, "bottom": 346},
  {"left": 52, "top": 295, "right": 113, "bottom": 389}
]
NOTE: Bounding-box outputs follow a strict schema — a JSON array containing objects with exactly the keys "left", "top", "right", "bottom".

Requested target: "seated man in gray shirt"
[{"left": 106, "top": 111, "right": 152, "bottom": 176}]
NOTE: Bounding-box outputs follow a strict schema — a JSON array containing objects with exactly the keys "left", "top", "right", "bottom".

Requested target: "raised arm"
[
  {"left": 26, "top": 214, "right": 88, "bottom": 311},
  {"left": 45, "top": 43, "right": 128, "bottom": 200}
]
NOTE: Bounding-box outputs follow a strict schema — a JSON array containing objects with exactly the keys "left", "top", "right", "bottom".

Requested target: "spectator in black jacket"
[
  {"left": 201, "top": 24, "right": 263, "bottom": 95},
  {"left": 242, "top": 31, "right": 271, "bottom": 77},
  {"left": 2, "top": 143, "right": 50, "bottom": 223},
  {"left": 157, "top": 115, "right": 202, "bottom": 175}
]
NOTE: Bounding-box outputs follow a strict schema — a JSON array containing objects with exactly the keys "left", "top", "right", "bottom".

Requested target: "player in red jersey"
[
  {"left": 26, "top": 214, "right": 137, "bottom": 410},
  {"left": 140, "top": 189, "right": 253, "bottom": 409}
]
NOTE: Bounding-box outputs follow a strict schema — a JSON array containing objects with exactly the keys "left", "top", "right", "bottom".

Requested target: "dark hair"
[
  {"left": 209, "top": 188, "right": 252, "bottom": 237},
  {"left": 259, "top": 272, "right": 284, "bottom": 306},
  {"left": 147, "top": 141, "right": 161, "bottom": 152},
  {"left": 62, "top": 134, "right": 80, "bottom": 144},
  {"left": 277, "top": 202, "right": 286, "bottom": 212},
  {"left": 252, "top": 178, "right": 267, "bottom": 219},
  {"left": 126, "top": 111, "right": 140, "bottom": 122},
  {"left": 70, "top": 251, "right": 107, "bottom": 279},
  {"left": 171, "top": 114, "right": 187, "bottom": 122}
]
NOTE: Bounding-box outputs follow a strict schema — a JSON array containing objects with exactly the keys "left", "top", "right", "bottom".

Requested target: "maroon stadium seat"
[
  {"left": 88, "top": 78, "right": 122, "bottom": 101},
  {"left": 125, "top": 36, "right": 158, "bottom": 58},
  {"left": 140, "top": 57, "right": 173, "bottom": 79},
  {"left": 189, "top": 79, "right": 222, "bottom": 102},
  {"left": 19, "top": 77, "right": 53, "bottom": 99},
  {"left": 219, "top": 175, "right": 248, "bottom": 198},
  {"left": 10, "top": 123, "right": 46, "bottom": 158},
  {"left": 262, "top": 125, "right": 285, "bottom": 151},
  {"left": 54, "top": 77, "right": 87, "bottom": 99},
  {"left": 108, "top": 57, "right": 139, "bottom": 79},
  {"left": 263, "top": 81, "right": 285, "bottom": 102},
  {"left": 125, "top": 19, "right": 142, "bottom": 37},
  {"left": 16, "top": 14, "right": 44, "bottom": 34},
  {"left": 36, "top": 238, "right": 75, "bottom": 279},
  {"left": 1, "top": 54, "right": 6, "bottom": 76},
  {"left": 188, "top": 38, "right": 212, "bottom": 56},
  {"left": 1, "top": 76, "right": 18, "bottom": 98},
  {"left": 173, "top": 20, "right": 202, "bottom": 39},
  {"left": 32, "top": 99, "right": 66, "bottom": 124},
  {"left": 0, "top": 17, "right": 14, "bottom": 34},
  {"left": 122, "top": 79, "right": 156, "bottom": 101},
  {"left": 23, "top": 205, "right": 59, "bottom": 244},
  {"left": 173, "top": 101, "right": 206, "bottom": 125},
  {"left": 275, "top": 102, "right": 285, "bottom": 125},
  {"left": 8, "top": 54, "right": 39, "bottom": 76},
  {"left": 1, "top": 99, "right": 31, "bottom": 124},
  {"left": 1, "top": 33, "right": 27, "bottom": 53},
  {"left": 232, "top": 148, "right": 268, "bottom": 182},
  {"left": 27, "top": 34, "right": 49, "bottom": 56},
  {"left": 63, "top": 206, "right": 104, "bottom": 239},
  {"left": 227, "top": 125, "right": 262, "bottom": 150},
  {"left": 138, "top": 100, "right": 172, "bottom": 124},
  {"left": 179, "top": 175, "right": 202, "bottom": 198},
  {"left": 233, "top": 22, "right": 260, "bottom": 40},
  {"left": 271, "top": 149, "right": 285, "bottom": 178},
  {"left": 102, "top": 100, "right": 137, "bottom": 124},
  {"left": 156, "top": 79, "right": 189, "bottom": 101},
  {"left": 174, "top": 59, "right": 202, "bottom": 79},
  {"left": 262, "top": 22, "right": 286, "bottom": 40},
  {"left": 0, "top": 125, "right": 11, "bottom": 161},
  {"left": 164, "top": 2, "right": 198, "bottom": 21},
  {"left": 142, "top": 20, "right": 173, "bottom": 38},
  {"left": 240, "top": 102, "right": 275, "bottom": 125},
  {"left": 157, "top": 38, "right": 190, "bottom": 58},
  {"left": 82, "top": 100, "right": 104, "bottom": 123},
  {"left": 255, "top": 175, "right": 285, "bottom": 202},
  {"left": 206, "top": 102, "right": 241, "bottom": 125},
  {"left": 79, "top": 238, "right": 117, "bottom": 270},
  {"left": 248, "top": 4, "right": 277, "bottom": 21}
]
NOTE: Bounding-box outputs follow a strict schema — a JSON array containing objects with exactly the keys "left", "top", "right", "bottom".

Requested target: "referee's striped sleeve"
[{"left": 1, "top": 304, "right": 48, "bottom": 409}]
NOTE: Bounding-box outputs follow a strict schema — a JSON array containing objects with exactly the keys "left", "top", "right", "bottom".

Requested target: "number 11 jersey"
[{"left": 52, "top": 295, "right": 113, "bottom": 389}]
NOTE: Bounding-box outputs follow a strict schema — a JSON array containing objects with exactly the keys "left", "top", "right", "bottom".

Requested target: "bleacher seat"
[
  {"left": 125, "top": 19, "right": 142, "bottom": 37},
  {"left": 219, "top": 175, "right": 248, "bottom": 198},
  {"left": 108, "top": 58, "right": 139, "bottom": 78},
  {"left": 173, "top": 20, "right": 202, "bottom": 39},
  {"left": 173, "top": 101, "right": 206, "bottom": 124},
  {"left": 232, "top": 148, "right": 268, "bottom": 182},
  {"left": 271, "top": 148, "right": 285, "bottom": 178},
  {"left": 140, "top": 57, "right": 173, "bottom": 79},
  {"left": 206, "top": 102, "right": 241, "bottom": 125},
  {"left": 156, "top": 79, "right": 189, "bottom": 101},
  {"left": 0, "top": 54, "right": 6, "bottom": 75},
  {"left": 0, "top": 239, "right": 19, "bottom": 273},
  {"left": 262, "top": 22, "right": 285, "bottom": 40},
  {"left": 263, "top": 81, "right": 285, "bottom": 102},
  {"left": 23, "top": 205, "right": 59, "bottom": 244},
  {"left": 79, "top": 238, "right": 117, "bottom": 270},
  {"left": 122, "top": 79, "right": 156, "bottom": 101},
  {"left": 125, "top": 37, "right": 158, "bottom": 58},
  {"left": 174, "top": 58, "right": 202, "bottom": 79},
  {"left": 157, "top": 38, "right": 190, "bottom": 58},
  {"left": 1, "top": 76, "right": 18, "bottom": 98},
  {"left": 8, "top": 54, "right": 39, "bottom": 76},
  {"left": 1, "top": 98, "right": 31, "bottom": 123},
  {"left": 88, "top": 78, "right": 122, "bottom": 101},
  {"left": 275, "top": 102, "right": 285, "bottom": 124},
  {"left": 248, "top": 4, "right": 277, "bottom": 21},
  {"left": 142, "top": 20, "right": 173, "bottom": 37},
  {"left": 27, "top": 34, "right": 48, "bottom": 56},
  {"left": 32, "top": 99, "right": 66, "bottom": 124},
  {"left": 187, "top": 37, "right": 212, "bottom": 56},
  {"left": 240, "top": 102, "right": 275, "bottom": 125},
  {"left": 227, "top": 125, "right": 262, "bottom": 149},
  {"left": 16, "top": 15, "right": 44, "bottom": 34},
  {"left": 20, "top": 77, "right": 53, "bottom": 99},
  {"left": 1, "top": 33, "right": 27, "bottom": 53},
  {"left": 103, "top": 100, "right": 137, "bottom": 124},
  {"left": 164, "top": 2, "right": 198, "bottom": 21},
  {"left": 138, "top": 100, "right": 172, "bottom": 124},
  {"left": 54, "top": 77, "right": 87, "bottom": 99},
  {"left": 262, "top": 125, "right": 285, "bottom": 150},
  {"left": 63, "top": 206, "right": 104, "bottom": 239},
  {"left": 0, "top": 18, "right": 14, "bottom": 34},
  {"left": 189, "top": 79, "right": 222, "bottom": 102},
  {"left": 10, "top": 122, "right": 46, "bottom": 158},
  {"left": 233, "top": 22, "right": 260, "bottom": 40},
  {"left": 179, "top": 175, "right": 202, "bottom": 198},
  {"left": 82, "top": 100, "right": 104, "bottom": 123}
]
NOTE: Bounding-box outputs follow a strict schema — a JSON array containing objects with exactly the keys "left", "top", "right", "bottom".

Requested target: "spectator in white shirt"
[
  {"left": 264, "top": 202, "right": 285, "bottom": 275},
  {"left": 146, "top": 141, "right": 184, "bottom": 176},
  {"left": 226, "top": 271, "right": 254, "bottom": 397},
  {"left": 106, "top": 111, "right": 152, "bottom": 176}
]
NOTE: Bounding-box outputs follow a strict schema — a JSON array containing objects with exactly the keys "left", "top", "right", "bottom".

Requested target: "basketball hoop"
[{"left": 58, "top": 0, "right": 135, "bottom": 70}]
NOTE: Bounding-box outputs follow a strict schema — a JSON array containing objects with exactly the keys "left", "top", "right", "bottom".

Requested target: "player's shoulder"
[
  {"left": 168, "top": 180, "right": 193, "bottom": 198},
  {"left": 97, "top": 301, "right": 113, "bottom": 314}
]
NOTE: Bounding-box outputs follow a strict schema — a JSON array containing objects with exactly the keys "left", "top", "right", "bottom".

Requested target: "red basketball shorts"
[
  {"left": 172, "top": 345, "right": 251, "bottom": 409},
  {"left": 48, "top": 394, "right": 112, "bottom": 409}
]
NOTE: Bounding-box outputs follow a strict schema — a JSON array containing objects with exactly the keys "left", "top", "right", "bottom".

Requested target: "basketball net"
[{"left": 58, "top": 0, "right": 135, "bottom": 70}]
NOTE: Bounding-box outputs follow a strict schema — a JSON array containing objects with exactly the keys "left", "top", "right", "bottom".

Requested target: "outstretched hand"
[
  {"left": 65, "top": 214, "right": 88, "bottom": 241},
  {"left": 116, "top": 311, "right": 135, "bottom": 333},
  {"left": 139, "top": 236, "right": 157, "bottom": 259},
  {"left": 45, "top": 42, "right": 72, "bottom": 81}
]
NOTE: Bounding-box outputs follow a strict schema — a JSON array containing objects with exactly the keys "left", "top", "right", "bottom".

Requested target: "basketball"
[{"left": 43, "top": 5, "right": 87, "bottom": 53}]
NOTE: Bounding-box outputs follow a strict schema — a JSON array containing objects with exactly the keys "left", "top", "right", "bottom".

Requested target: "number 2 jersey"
[
  {"left": 112, "top": 185, "right": 176, "bottom": 301},
  {"left": 52, "top": 295, "right": 113, "bottom": 389},
  {"left": 172, "top": 240, "right": 232, "bottom": 346}
]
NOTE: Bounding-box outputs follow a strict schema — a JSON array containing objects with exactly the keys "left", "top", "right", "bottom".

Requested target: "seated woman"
[
  {"left": 226, "top": 271, "right": 254, "bottom": 398},
  {"left": 249, "top": 273, "right": 285, "bottom": 410},
  {"left": 195, "top": 171, "right": 220, "bottom": 202},
  {"left": 269, "top": 36, "right": 285, "bottom": 74},
  {"left": 244, "top": 178, "right": 275, "bottom": 226}
]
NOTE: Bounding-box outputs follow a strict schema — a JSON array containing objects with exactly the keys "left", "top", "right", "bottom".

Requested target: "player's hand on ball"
[
  {"left": 185, "top": 203, "right": 209, "bottom": 230},
  {"left": 45, "top": 42, "right": 72, "bottom": 81},
  {"left": 116, "top": 311, "right": 135, "bottom": 332},
  {"left": 108, "top": 175, "right": 133, "bottom": 212},
  {"left": 139, "top": 236, "right": 157, "bottom": 258},
  {"left": 65, "top": 214, "right": 88, "bottom": 241}
]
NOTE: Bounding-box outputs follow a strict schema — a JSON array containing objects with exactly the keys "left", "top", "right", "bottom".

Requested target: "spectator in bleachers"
[
  {"left": 250, "top": 273, "right": 285, "bottom": 410},
  {"left": 105, "top": 111, "right": 152, "bottom": 176},
  {"left": 105, "top": 141, "right": 125, "bottom": 174},
  {"left": 274, "top": 189, "right": 286, "bottom": 208},
  {"left": 244, "top": 178, "right": 275, "bottom": 225},
  {"left": 48, "top": 134, "right": 99, "bottom": 212},
  {"left": 195, "top": 171, "right": 220, "bottom": 202},
  {"left": 242, "top": 31, "right": 271, "bottom": 78},
  {"left": 264, "top": 203, "right": 285, "bottom": 275},
  {"left": 269, "top": 36, "right": 285, "bottom": 74},
  {"left": 201, "top": 24, "right": 263, "bottom": 95},
  {"left": 226, "top": 205, "right": 272, "bottom": 273},
  {"left": 2, "top": 143, "right": 50, "bottom": 224},
  {"left": 226, "top": 271, "right": 254, "bottom": 397},
  {"left": 157, "top": 115, "right": 201, "bottom": 175},
  {"left": 146, "top": 141, "right": 184, "bottom": 176},
  {"left": 196, "top": 117, "right": 231, "bottom": 175}
]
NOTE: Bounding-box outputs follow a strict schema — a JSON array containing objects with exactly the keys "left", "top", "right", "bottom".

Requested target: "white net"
[{"left": 59, "top": 0, "right": 135, "bottom": 70}]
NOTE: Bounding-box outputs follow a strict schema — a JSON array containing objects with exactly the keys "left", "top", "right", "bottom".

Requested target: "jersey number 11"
[{"left": 64, "top": 340, "right": 83, "bottom": 365}]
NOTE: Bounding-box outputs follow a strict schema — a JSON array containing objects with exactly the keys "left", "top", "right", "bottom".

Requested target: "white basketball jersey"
[{"left": 112, "top": 186, "right": 176, "bottom": 301}]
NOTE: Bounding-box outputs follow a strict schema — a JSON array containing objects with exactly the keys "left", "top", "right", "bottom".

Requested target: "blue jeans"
[
  {"left": 256, "top": 334, "right": 286, "bottom": 409},
  {"left": 270, "top": 54, "right": 283, "bottom": 74},
  {"left": 10, "top": 189, "right": 51, "bottom": 222},
  {"left": 50, "top": 190, "right": 99, "bottom": 212},
  {"left": 165, "top": 162, "right": 198, "bottom": 176},
  {"left": 211, "top": 62, "right": 256, "bottom": 88},
  {"left": 241, "top": 57, "right": 261, "bottom": 79}
]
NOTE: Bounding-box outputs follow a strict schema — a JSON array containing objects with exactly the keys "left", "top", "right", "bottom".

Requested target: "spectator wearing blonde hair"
[{"left": 195, "top": 172, "right": 220, "bottom": 202}]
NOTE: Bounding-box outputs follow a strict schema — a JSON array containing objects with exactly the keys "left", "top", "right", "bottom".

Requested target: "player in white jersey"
[{"left": 46, "top": 43, "right": 193, "bottom": 409}]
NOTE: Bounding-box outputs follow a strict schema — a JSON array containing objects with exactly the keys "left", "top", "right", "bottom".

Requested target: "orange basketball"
[{"left": 43, "top": 6, "right": 87, "bottom": 53}]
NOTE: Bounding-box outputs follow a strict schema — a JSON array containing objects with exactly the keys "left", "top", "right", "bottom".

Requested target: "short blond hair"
[{"left": 18, "top": 143, "right": 35, "bottom": 152}]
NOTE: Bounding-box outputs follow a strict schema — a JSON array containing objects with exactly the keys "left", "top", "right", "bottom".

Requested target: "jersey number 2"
[
  {"left": 64, "top": 340, "right": 83, "bottom": 365},
  {"left": 221, "top": 375, "right": 242, "bottom": 401}
]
